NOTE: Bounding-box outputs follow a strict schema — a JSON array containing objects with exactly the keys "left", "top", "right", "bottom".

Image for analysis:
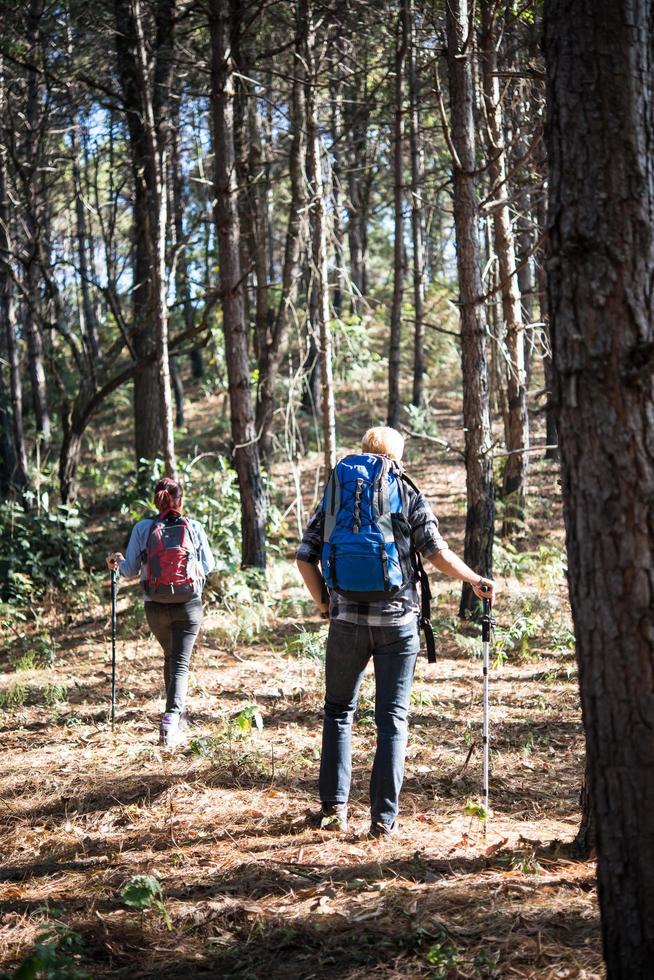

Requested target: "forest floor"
[{"left": 0, "top": 375, "right": 603, "bottom": 979}]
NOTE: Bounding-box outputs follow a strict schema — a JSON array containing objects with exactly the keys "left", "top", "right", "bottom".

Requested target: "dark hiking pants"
[
  {"left": 319, "top": 619, "right": 420, "bottom": 826},
  {"left": 144, "top": 598, "right": 203, "bottom": 714}
]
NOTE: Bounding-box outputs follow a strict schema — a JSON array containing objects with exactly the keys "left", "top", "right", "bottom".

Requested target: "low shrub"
[{"left": 0, "top": 501, "right": 89, "bottom": 601}]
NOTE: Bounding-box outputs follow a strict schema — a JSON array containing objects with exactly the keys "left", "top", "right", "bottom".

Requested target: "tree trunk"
[
  {"left": 115, "top": 0, "right": 174, "bottom": 477},
  {"left": 536, "top": 191, "right": 559, "bottom": 460},
  {"left": 239, "top": 29, "right": 270, "bottom": 367},
  {"left": 255, "top": 8, "right": 308, "bottom": 464},
  {"left": 408, "top": 1, "right": 426, "bottom": 408},
  {"left": 572, "top": 758, "right": 596, "bottom": 861},
  {"left": 445, "top": 0, "right": 494, "bottom": 618},
  {"left": 170, "top": 359, "right": 184, "bottom": 428},
  {"left": 545, "top": 1, "right": 654, "bottom": 974},
  {"left": 480, "top": 0, "right": 529, "bottom": 540},
  {"left": 387, "top": 0, "right": 408, "bottom": 430},
  {"left": 59, "top": 407, "right": 84, "bottom": 506},
  {"left": 516, "top": 206, "right": 535, "bottom": 383},
  {"left": 65, "top": 14, "right": 100, "bottom": 370},
  {"left": 133, "top": 0, "right": 176, "bottom": 477},
  {"left": 330, "top": 52, "right": 346, "bottom": 318},
  {"left": 304, "top": 0, "right": 336, "bottom": 473},
  {"left": 0, "top": 353, "right": 15, "bottom": 498},
  {"left": 345, "top": 50, "right": 370, "bottom": 310},
  {"left": 0, "top": 61, "right": 28, "bottom": 491},
  {"left": 23, "top": 0, "right": 50, "bottom": 448},
  {"left": 302, "top": 308, "right": 321, "bottom": 417},
  {"left": 170, "top": 92, "right": 201, "bottom": 380},
  {"left": 71, "top": 124, "right": 100, "bottom": 369},
  {"left": 210, "top": 0, "right": 266, "bottom": 569}
]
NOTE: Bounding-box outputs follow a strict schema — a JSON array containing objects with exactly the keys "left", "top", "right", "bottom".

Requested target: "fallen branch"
[
  {"left": 402, "top": 427, "right": 465, "bottom": 459},
  {"left": 495, "top": 444, "right": 558, "bottom": 458}
]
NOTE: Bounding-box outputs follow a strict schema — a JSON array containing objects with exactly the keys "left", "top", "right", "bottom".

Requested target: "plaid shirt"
[{"left": 295, "top": 482, "right": 448, "bottom": 626}]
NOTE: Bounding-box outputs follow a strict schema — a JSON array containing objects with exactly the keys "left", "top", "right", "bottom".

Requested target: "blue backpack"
[
  {"left": 320, "top": 454, "right": 411, "bottom": 599},
  {"left": 319, "top": 454, "right": 436, "bottom": 661}
]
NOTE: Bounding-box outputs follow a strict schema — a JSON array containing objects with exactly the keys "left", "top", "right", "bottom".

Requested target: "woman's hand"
[
  {"left": 472, "top": 577, "right": 496, "bottom": 604},
  {"left": 106, "top": 552, "right": 124, "bottom": 570}
]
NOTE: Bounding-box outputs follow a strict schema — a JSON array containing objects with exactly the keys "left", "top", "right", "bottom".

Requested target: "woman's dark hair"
[{"left": 154, "top": 477, "right": 183, "bottom": 513}]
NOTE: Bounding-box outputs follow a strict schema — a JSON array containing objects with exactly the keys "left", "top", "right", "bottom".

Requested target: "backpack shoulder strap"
[
  {"left": 400, "top": 470, "right": 420, "bottom": 495},
  {"left": 141, "top": 514, "right": 161, "bottom": 563},
  {"left": 166, "top": 514, "right": 201, "bottom": 559},
  {"left": 372, "top": 456, "right": 395, "bottom": 545},
  {"left": 181, "top": 516, "right": 202, "bottom": 557}
]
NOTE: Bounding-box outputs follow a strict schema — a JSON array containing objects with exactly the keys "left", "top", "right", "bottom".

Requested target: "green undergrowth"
[{"left": 0, "top": 910, "right": 90, "bottom": 980}]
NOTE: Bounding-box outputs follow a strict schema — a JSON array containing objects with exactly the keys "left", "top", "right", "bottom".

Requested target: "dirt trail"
[{"left": 0, "top": 396, "right": 602, "bottom": 979}]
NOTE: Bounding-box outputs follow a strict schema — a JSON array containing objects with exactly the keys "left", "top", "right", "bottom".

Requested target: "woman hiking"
[{"left": 106, "top": 477, "right": 215, "bottom": 746}]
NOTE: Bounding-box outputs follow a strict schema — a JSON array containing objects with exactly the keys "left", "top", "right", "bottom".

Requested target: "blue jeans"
[
  {"left": 319, "top": 619, "right": 420, "bottom": 825},
  {"left": 144, "top": 598, "right": 203, "bottom": 714}
]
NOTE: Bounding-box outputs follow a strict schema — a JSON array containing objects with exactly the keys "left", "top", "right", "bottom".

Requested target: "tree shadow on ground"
[
  {"left": 81, "top": 874, "right": 599, "bottom": 979},
  {"left": 0, "top": 763, "right": 317, "bottom": 840}
]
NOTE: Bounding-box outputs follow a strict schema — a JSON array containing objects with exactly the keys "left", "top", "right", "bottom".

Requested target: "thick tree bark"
[
  {"left": 210, "top": 0, "right": 266, "bottom": 568},
  {"left": 408, "top": 2, "right": 426, "bottom": 409},
  {"left": 480, "top": 0, "right": 529, "bottom": 540},
  {"left": 545, "top": 1, "right": 654, "bottom": 974},
  {"left": 304, "top": 0, "right": 336, "bottom": 473},
  {"left": 387, "top": 0, "right": 408, "bottom": 430},
  {"left": 445, "top": 0, "right": 494, "bottom": 618},
  {"left": 572, "top": 759, "right": 597, "bottom": 861}
]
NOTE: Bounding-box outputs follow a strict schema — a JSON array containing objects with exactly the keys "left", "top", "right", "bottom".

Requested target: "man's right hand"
[
  {"left": 472, "top": 577, "right": 496, "bottom": 604},
  {"left": 106, "top": 552, "right": 124, "bottom": 570}
]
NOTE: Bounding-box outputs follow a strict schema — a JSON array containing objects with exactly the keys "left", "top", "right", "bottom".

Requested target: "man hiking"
[
  {"left": 296, "top": 426, "right": 495, "bottom": 837},
  {"left": 106, "top": 477, "right": 215, "bottom": 746}
]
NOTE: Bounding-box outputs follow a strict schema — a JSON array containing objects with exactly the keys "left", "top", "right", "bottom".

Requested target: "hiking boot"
[
  {"left": 159, "top": 711, "right": 187, "bottom": 747},
  {"left": 368, "top": 820, "right": 397, "bottom": 839},
  {"left": 309, "top": 804, "right": 349, "bottom": 832}
]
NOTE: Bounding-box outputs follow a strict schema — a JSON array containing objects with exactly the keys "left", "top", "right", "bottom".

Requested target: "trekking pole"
[
  {"left": 481, "top": 592, "right": 495, "bottom": 831},
  {"left": 110, "top": 567, "right": 117, "bottom": 731}
]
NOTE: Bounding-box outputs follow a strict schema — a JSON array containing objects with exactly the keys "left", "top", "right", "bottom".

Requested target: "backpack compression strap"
[
  {"left": 322, "top": 466, "right": 341, "bottom": 543},
  {"left": 400, "top": 472, "right": 437, "bottom": 664}
]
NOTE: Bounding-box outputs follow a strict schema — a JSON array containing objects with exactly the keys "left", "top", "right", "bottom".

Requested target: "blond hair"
[{"left": 361, "top": 426, "right": 405, "bottom": 461}]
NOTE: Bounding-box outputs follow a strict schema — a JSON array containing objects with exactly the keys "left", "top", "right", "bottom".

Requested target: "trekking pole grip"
[{"left": 481, "top": 597, "right": 492, "bottom": 643}]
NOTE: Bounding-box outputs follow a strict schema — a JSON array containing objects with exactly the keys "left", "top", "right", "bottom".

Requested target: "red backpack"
[{"left": 142, "top": 513, "right": 203, "bottom": 603}]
